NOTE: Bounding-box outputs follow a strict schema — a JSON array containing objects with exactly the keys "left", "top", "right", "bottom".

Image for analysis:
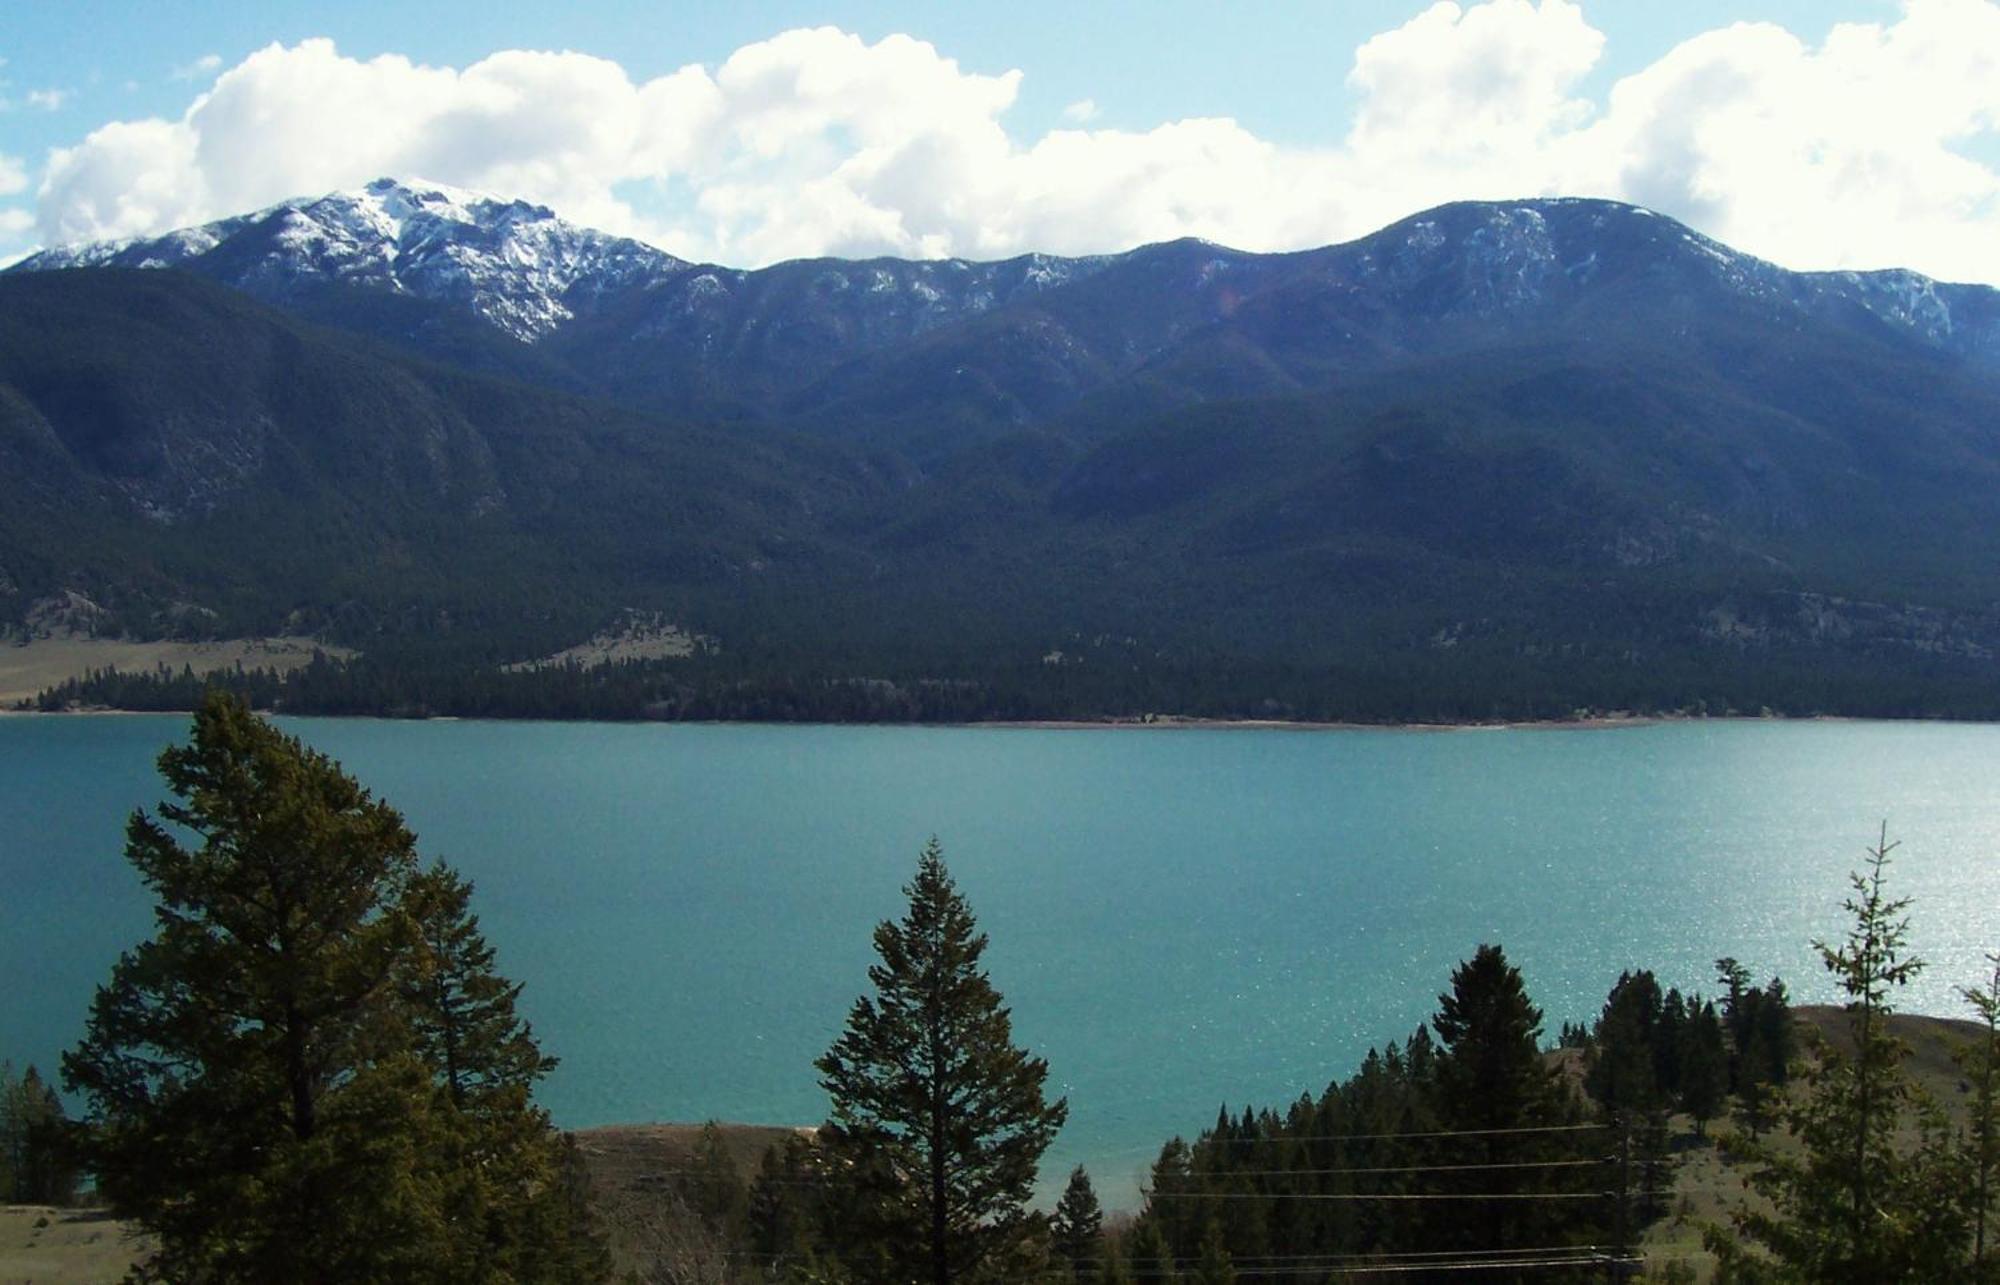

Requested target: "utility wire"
[
  {"left": 632, "top": 1155, "right": 1610, "bottom": 1183},
  {"left": 1170, "top": 1122, "right": 1609, "bottom": 1144}
]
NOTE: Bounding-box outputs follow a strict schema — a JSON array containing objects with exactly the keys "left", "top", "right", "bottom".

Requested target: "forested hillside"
[{"left": 11, "top": 193, "right": 2000, "bottom": 720}]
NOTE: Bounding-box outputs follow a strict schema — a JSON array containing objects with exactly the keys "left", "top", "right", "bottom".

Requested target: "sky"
[{"left": 1, "top": 1, "right": 1998, "bottom": 282}]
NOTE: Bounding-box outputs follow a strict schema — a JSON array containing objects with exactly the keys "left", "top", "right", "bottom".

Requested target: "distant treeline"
[{"left": 28, "top": 641, "right": 2000, "bottom": 723}]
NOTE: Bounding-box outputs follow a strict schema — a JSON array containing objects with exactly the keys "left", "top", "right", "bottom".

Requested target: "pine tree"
[
  {"left": 1587, "top": 970, "right": 1665, "bottom": 1116},
  {"left": 1192, "top": 1217, "right": 1236, "bottom": 1285},
  {"left": 0, "top": 1062, "right": 21, "bottom": 1200},
  {"left": 815, "top": 838, "right": 1068, "bottom": 1284},
  {"left": 1125, "top": 1218, "right": 1178, "bottom": 1284},
  {"left": 0, "top": 1063, "right": 76, "bottom": 1204},
  {"left": 1960, "top": 950, "right": 2000, "bottom": 1277},
  {"left": 1052, "top": 1165, "right": 1105, "bottom": 1276},
  {"left": 1678, "top": 1001, "right": 1729, "bottom": 1138},
  {"left": 402, "top": 861, "right": 555, "bottom": 1105},
  {"left": 1428, "top": 944, "right": 1591, "bottom": 1272},
  {"left": 1094, "top": 1232, "right": 1135, "bottom": 1285},
  {"left": 1716, "top": 826, "right": 1972, "bottom": 1282},
  {"left": 60, "top": 690, "right": 605, "bottom": 1282}
]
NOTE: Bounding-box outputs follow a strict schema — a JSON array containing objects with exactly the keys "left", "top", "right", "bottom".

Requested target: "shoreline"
[{"left": 0, "top": 706, "right": 1935, "bottom": 733}]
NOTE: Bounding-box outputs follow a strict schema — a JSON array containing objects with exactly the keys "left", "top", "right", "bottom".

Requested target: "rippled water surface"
[{"left": 6, "top": 715, "right": 1999, "bottom": 1204}]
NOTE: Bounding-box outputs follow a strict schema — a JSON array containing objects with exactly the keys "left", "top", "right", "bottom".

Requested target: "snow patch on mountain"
[
  {"left": 17, "top": 178, "right": 689, "bottom": 343},
  {"left": 12, "top": 185, "right": 1999, "bottom": 365}
]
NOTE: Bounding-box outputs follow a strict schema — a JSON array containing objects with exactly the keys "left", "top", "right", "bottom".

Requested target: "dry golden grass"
[
  {"left": 1640, "top": 1005, "right": 1988, "bottom": 1282},
  {"left": 0, "top": 1122, "right": 804, "bottom": 1284},
  {"left": 572, "top": 1121, "right": 807, "bottom": 1279},
  {"left": 501, "top": 616, "right": 703, "bottom": 673},
  {"left": 0, "top": 637, "right": 353, "bottom": 706},
  {"left": 0, "top": 1206, "right": 149, "bottom": 1285},
  {"left": 572, "top": 1120, "right": 806, "bottom": 1196}
]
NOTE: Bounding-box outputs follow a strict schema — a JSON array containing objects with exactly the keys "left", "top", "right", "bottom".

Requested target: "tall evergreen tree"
[
  {"left": 1587, "top": 970, "right": 1666, "bottom": 1116},
  {"left": 1192, "top": 1217, "right": 1236, "bottom": 1285},
  {"left": 1125, "top": 1218, "right": 1178, "bottom": 1285},
  {"left": 1433, "top": 946, "right": 1566, "bottom": 1131},
  {"left": 1093, "top": 1232, "right": 1135, "bottom": 1285},
  {"left": 60, "top": 690, "right": 604, "bottom": 1282},
  {"left": 1429, "top": 944, "right": 1592, "bottom": 1275},
  {"left": 0, "top": 1062, "right": 24, "bottom": 1200},
  {"left": 1678, "top": 1001, "right": 1729, "bottom": 1138},
  {"left": 1051, "top": 1165, "right": 1105, "bottom": 1277},
  {"left": 0, "top": 1063, "right": 76, "bottom": 1204},
  {"left": 1716, "top": 827, "right": 1971, "bottom": 1282},
  {"left": 815, "top": 838, "right": 1067, "bottom": 1284},
  {"left": 1960, "top": 950, "right": 2000, "bottom": 1278},
  {"left": 402, "top": 861, "right": 555, "bottom": 1105}
]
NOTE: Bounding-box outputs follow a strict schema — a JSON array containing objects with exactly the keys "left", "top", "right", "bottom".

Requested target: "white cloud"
[
  {"left": 25, "top": 87, "right": 69, "bottom": 111},
  {"left": 172, "top": 54, "right": 224, "bottom": 82},
  {"left": 0, "top": 153, "right": 26, "bottom": 197},
  {"left": 1567, "top": 0, "right": 2000, "bottom": 284},
  {"left": 25, "top": 3, "right": 2000, "bottom": 283},
  {"left": 0, "top": 204, "right": 34, "bottom": 269},
  {"left": 41, "top": 117, "right": 206, "bottom": 244}
]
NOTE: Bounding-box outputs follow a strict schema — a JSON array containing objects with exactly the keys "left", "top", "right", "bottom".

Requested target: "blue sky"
[
  {"left": 6, "top": 2, "right": 1901, "bottom": 149},
  {"left": 4, "top": 1, "right": 1997, "bottom": 281}
]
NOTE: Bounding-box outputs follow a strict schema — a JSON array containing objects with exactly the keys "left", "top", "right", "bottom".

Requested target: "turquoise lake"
[{"left": 4, "top": 714, "right": 1999, "bottom": 1206}]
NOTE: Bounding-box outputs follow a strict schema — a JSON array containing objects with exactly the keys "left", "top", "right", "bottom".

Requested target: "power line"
[
  {"left": 1106, "top": 1253, "right": 1644, "bottom": 1279},
  {"left": 1078, "top": 1243, "right": 1638, "bottom": 1266},
  {"left": 1170, "top": 1122, "right": 1609, "bottom": 1144},
  {"left": 1146, "top": 1189, "right": 1634, "bottom": 1202},
  {"left": 629, "top": 1156, "right": 1609, "bottom": 1184},
  {"left": 1168, "top": 1158, "right": 1609, "bottom": 1177}
]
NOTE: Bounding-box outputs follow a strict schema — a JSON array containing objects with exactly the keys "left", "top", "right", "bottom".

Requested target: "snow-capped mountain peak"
[
  {"left": 13, "top": 186, "right": 1998, "bottom": 368},
  {"left": 17, "top": 178, "right": 688, "bottom": 342}
]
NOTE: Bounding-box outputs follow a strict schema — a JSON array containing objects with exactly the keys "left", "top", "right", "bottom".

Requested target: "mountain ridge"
[
  {"left": 10, "top": 185, "right": 2000, "bottom": 719},
  {"left": 17, "top": 181, "right": 2000, "bottom": 361}
]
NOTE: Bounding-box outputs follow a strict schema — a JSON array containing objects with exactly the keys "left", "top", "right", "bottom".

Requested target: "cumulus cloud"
[
  {"left": 0, "top": 153, "right": 26, "bottom": 196},
  {"left": 19, "top": 2, "right": 2000, "bottom": 283},
  {"left": 171, "top": 53, "right": 224, "bottom": 82},
  {"left": 25, "top": 88, "right": 69, "bottom": 111},
  {"left": 1569, "top": 0, "right": 2000, "bottom": 283}
]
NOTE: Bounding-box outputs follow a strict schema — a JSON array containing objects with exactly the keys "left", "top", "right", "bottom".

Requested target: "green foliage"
[
  {"left": 1959, "top": 951, "right": 2000, "bottom": 1278},
  {"left": 19, "top": 264, "right": 2000, "bottom": 727},
  {"left": 60, "top": 690, "right": 606, "bottom": 1282},
  {"left": 1088, "top": 1231, "right": 1135, "bottom": 1285},
  {"left": 1050, "top": 1165, "right": 1105, "bottom": 1276},
  {"left": 1118, "top": 947, "right": 1611, "bottom": 1283},
  {"left": 1429, "top": 944, "right": 1596, "bottom": 1266},
  {"left": 1587, "top": 970, "right": 1668, "bottom": 1116},
  {"left": 402, "top": 861, "right": 557, "bottom": 1106},
  {"left": 747, "top": 1133, "right": 833, "bottom": 1279},
  {"left": 1191, "top": 1218, "right": 1235, "bottom": 1285},
  {"left": 1678, "top": 1000, "right": 1730, "bottom": 1136},
  {"left": 1123, "top": 1219, "right": 1176, "bottom": 1284},
  {"left": 1713, "top": 827, "right": 1973, "bottom": 1283},
  {"left": 815, "top": 838, "right": 1068, "bottom": 1283},
  {"left": 1712, "top": 958, "right": 1793, "bottom": 1137},
  {"left": 0, "top": 1062, "right": 78, "bottom": 1204}
]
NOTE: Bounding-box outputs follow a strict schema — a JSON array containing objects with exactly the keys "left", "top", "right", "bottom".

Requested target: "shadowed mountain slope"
[{"left": 10, "top": 193, "right": 2000, "bottom": 718}]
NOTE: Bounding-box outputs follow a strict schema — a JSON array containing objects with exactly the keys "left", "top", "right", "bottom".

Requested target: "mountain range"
[{"left": 8, "top": 178, "right": 2000, "bottom": 719}]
